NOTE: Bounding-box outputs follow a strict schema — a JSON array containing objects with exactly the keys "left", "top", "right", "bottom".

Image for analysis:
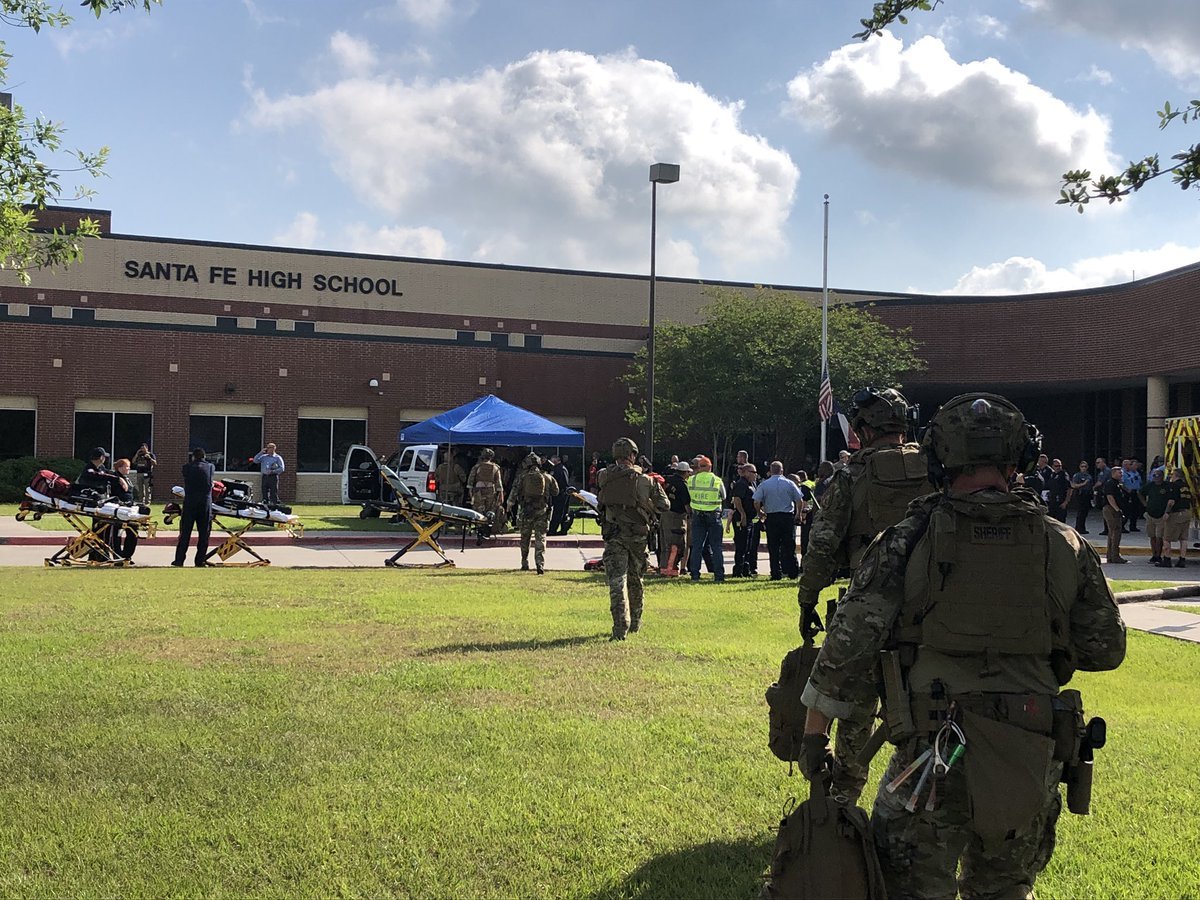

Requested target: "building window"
[
  {"left": 188, "top": 414, "right": 263, "bottom": 472},
  {"left": 74, "top": 411, "right": 153, "bottom": 462},
  {"left": 0, "top": 409, "right": 36, "bottom": 459},
  {"left": 297, "top": 418, "right": 367, "bottom": 473}
]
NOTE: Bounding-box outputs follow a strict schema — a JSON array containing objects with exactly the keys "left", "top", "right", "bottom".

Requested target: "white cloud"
[
  {"left": 1021, "top": 0, "right": 1200, "bottom": 81},
  {"left": 944, "top": 242, "right": 1200, "bottom": 294},
  {"left": 784, "top": 33, "right": 1116, "bottom": 196},
  {"left": 242, "top": 0, "right": 285, "bottom": 27},
  {"left": 273, "top": 211, "right": 321, "bottom": 248},
  {"left": 330, "top": 32, "right": 377, "bottom": 77},
  {"left": 245, "top": 47, "right": 798, "bottom": 276},
  {"left": 344, "top": 223, "right": 448, "bottom": 258},
  {"left": 394, "top": 0, "right": 458, "bottom": 29},
  {"left": 1082, "top": 64, "right": 1113, "bottom": 86},
  {"left": 973, "top": 15, "right": 1007, "bottom": 39}
]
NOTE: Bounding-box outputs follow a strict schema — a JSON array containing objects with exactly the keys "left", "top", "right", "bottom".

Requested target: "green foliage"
[
  {"left": 853, "top": 0, "right": 941, "bottom": 40},
  {"left": 853, "top": 1, "right": 1200, "bottom": 212},
  {"left": 0, "top": 0, "right": 160, "bottom": 284},
  {"left": 1059, "top": 99, "right": 1200, "bottom": 211},
  {"left": 0, "top": 569, "right": 1193, "bottom": 896},
  {"left": 0, "top": 455, "right": 83, "bottom": 500},
  {"left": 624, "top": 286, "right": 924, "bottom": 457}
]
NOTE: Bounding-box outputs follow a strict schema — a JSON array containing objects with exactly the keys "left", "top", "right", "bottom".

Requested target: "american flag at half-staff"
[{"left": 818, "top": 365, "right": 834, "bottom": 423}]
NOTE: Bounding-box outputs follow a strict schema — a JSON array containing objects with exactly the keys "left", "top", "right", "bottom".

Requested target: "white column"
[{"left": 1146, "top": 375, "right": 1169, "bottom": 463}]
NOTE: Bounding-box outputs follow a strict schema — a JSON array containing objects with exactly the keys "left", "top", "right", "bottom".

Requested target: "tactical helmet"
[
  {"left": 921, "top": 393, "right": 1041, "bottom": 486},
  {"left": 480, "top": 448, "right": 495, "bottom": 461},
  {"left": 849, "top": 387, "right": 910, "bottom": 435},
  {"left": 612, "top": 437, "right": 639, "bottom": 460},
  {"left": 523, "top": 452, "right": 542, "bottom": 469}
]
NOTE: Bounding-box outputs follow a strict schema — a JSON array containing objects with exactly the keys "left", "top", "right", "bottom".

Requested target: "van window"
[
  {"left": 398, "top": 448, "right": 416, "bottom": 471},
  {"left": 415, "top": 448, "right": 435, "bottom": 472}
]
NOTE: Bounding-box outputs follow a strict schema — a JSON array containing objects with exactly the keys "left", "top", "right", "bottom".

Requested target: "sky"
[{"left": 5, "top": 0, "right": 1200, "bottom": 296}]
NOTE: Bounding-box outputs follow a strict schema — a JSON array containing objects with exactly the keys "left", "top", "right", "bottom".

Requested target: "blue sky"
[{"left": 6, "top": 0, "right": 1200, "bottom": 295}]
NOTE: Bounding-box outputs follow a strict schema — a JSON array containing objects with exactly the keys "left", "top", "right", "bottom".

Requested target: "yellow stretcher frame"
[
  {"left": 383, "top": 510, "right": 455, "bottom": 568},
  {"left": 1165, "top": 416, "right": 1200, "bottom": 534},
  {"left": 161, "top": 508, "right": 304, "bottom": 567},
  {"left": 16, "top": 504, "right": 157, "bottom": 568}
]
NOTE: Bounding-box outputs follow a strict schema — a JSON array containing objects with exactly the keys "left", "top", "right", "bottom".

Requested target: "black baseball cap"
[{"left": 88, "top": 446, "right": 108, "bottom": 460}]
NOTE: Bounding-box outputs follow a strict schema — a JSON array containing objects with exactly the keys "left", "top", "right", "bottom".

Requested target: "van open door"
[{"left": 342, "top": 444, "right": 382, "bottom": 504}]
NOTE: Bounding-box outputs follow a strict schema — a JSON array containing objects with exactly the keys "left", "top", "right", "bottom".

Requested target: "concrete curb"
[
  {"left": 0, "top": 531, "right": 613, "bottom": 550},
  {"left": 1115, "top": 584, "right": 1200, "bottom": 604}
]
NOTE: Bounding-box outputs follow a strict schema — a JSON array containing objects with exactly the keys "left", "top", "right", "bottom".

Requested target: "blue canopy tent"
[{"left": 399, "top": 395, "right": 584, "bottom": 448}]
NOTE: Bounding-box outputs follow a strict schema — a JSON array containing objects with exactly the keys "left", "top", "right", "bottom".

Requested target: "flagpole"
[{"left": 820, "top": 194, "right": 830, "bottom": 462}]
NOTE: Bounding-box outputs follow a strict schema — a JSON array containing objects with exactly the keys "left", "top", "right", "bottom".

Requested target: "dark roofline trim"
[{"left": 0, "top": 307, "right": 636, "bottom": 359}]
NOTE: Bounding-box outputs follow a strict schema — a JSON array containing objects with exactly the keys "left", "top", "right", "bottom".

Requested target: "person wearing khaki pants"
[{"left": 1101, "top": 466, "right": 1127, "bottom": 563}]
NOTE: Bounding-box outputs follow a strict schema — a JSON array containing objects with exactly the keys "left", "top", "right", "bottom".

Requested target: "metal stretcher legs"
[
  {"left": 43, "top": 510, "right": 134, "bottom": 567},
  {"left": 384, "top": 512, "right": 454, "bottom": 568}
]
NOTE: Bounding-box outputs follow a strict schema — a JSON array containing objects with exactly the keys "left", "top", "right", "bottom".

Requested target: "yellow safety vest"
[{"left": 688, "top": 471, "right": 722, "bottom": 512}]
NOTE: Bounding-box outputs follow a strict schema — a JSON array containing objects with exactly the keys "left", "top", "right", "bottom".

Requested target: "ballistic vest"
[
  {"left": 845, "top": 444, "right": 930, "bottom": 569},
  {"left": 896, "top": 491, "right": 1072, "bottom": 695},
  {"left": 599, "top": 464, "right": 640, "bottom": 507},
  {"left": 688, "top": 471, "right": 722, "bottom": 512}
]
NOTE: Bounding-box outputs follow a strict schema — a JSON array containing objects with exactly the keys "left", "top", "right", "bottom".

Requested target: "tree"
[
  {"left": 853, "top": 0, "right": 1200, "bottom": 212},
  {"left": 623, "top": 286, "right": 925, "bottom": 464},
  {"left": 0, "top": 0, "right": 160, "bottom": 284}
]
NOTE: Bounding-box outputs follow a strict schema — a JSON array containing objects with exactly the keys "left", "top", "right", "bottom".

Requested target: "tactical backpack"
[
  {"left": 760, "top": 775, "right": 887, "bottom": 900},
  {"left": 521, "top": 469, "right": 548, "bottom": 503},
  {"left": 846, "top": 444, "right": 929, "bottom": 567},
  {"left": 765, "top": 642, "right": 822, "bottom": 769}
]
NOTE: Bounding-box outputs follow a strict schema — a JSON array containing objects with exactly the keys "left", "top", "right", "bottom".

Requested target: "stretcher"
[
  {"left": 18, "top": 485, "right": 156, "bottom": 568},
  {"left": 374, "top": 465, "right": 493, "bottom": 568},
  {"left": 164, "top": 484, "right": 304, "bottom": 567}
]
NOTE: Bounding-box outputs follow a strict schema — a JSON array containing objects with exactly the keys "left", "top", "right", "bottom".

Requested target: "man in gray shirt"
[
  {"left": 252, "top": 442, "right": 286, "bottom": 505},
  {"left": 752, "top": 460, "right": 804, "bottom": 580}
]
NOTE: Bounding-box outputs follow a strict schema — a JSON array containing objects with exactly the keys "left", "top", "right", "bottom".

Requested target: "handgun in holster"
[{"left": 1052, "top": 689, "right": 1107, "bottom": 815}]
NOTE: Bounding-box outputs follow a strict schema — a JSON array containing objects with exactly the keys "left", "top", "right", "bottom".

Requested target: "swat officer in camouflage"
[
  {"left": 508, "top": 453, "right": 558, "bottom": 574},
  {"left": 800, "top": 393, "right": 1126, "bottom": 898},
  {"left": 796, "top": 387, "right": 931, "bottom": 802},
  {"left": 597, "top": 437, "right": 669, "bottom": 641}
]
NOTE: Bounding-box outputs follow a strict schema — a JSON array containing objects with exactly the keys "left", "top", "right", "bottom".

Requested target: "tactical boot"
[
  {"left": 1177, "top": 558, "right": 1188, "bottom": 568},
  {"left": 629, "top": 619, "right": 640, "bottom": 634},
  {"left": 536, "top": 566, "right": 545, "bottom": 575},
  {"left": 520, "top": 561, "right": 530, "bottom": 571},
  {"left": 609, "top": 631, "right": 626, "bottom": 642},
  {"left": 1157, "top": 558, "right": 1173, "bottom": 568}
]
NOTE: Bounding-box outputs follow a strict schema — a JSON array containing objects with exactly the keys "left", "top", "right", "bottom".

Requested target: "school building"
[{"left": 1, "top": 206, "right": 1197, "bottom": 500}]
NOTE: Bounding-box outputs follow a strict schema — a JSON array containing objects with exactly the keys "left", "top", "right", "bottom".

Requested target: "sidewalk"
[{"left": 6, "top": 508, "right": 1200, "bottom": 644}]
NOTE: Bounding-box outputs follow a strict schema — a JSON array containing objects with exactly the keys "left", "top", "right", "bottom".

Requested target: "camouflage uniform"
[
  {"left": 435, "top": 458, "right": 467, "bottom": 505},
  {"left": 468, "top": 457, "right": 505, "bottom": 529},
  {"left": 796, "top": 441, "right": 929, "bottom": 802},
  {"left": 802, "top": 426, "right": 1126, "bottom": 897},
  {"left": 597, "top": 451, "right": 669, "bottom": 640},
  {"left": 510, "top": 457, "right": 559, "bottom": 572}
]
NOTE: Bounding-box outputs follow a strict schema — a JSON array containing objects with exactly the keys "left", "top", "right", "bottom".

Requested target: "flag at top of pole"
[{"left": 818, "top": 366, "right": 833, "bottom": 422}]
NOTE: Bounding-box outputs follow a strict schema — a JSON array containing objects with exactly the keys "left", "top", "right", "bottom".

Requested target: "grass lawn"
[{"left": 0, "top": 570, "right": 1194, "bottom": 898}]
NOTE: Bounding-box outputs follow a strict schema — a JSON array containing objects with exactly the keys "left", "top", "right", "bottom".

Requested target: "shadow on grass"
[
  {"left": 417, "top": 634, "right": 605, "bottom": 655},
  {"left": 589, "top": 836, "right": 773, "bottom": 900}
]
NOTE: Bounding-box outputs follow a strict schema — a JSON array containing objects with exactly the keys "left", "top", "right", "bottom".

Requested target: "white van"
[{"left": 342, "top": 443, "right": 440, "bottom": 512}]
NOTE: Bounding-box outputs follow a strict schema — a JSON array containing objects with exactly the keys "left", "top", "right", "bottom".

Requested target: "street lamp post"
[{"left": 647, "top": 162, "right": 679, "bottom": 468}]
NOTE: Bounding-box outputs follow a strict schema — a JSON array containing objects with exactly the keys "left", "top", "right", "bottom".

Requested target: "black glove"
[
  {"left": 799, "top": 733, "right": 834, "bottom": 782},
  {"left": 799, "top": 605, "right": 824, "bottom": 641}
]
